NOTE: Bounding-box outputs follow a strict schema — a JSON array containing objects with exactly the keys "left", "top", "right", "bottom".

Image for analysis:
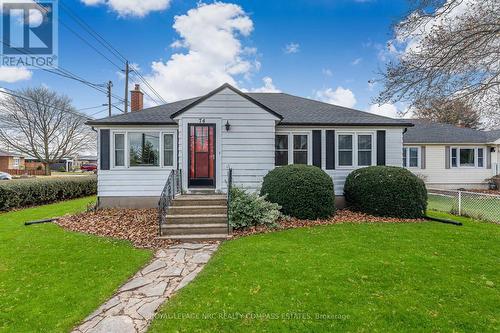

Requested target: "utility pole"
[
  {"left": 107, "top": 81, "right": 113, "bottom": 117},
  {"left": 123, "top": 61, "right": 129, "bottom": 113}
]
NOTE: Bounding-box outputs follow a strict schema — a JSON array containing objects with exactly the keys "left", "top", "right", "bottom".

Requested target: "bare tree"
[
  {"left": 413, "top": 98, "right": 482, "bottom": 129},
  {"left": 0, "top": 87, "right": 95, "bottom": 175},
  {"left": 376, "top": 0, "right": 500, "bottom": 127}
]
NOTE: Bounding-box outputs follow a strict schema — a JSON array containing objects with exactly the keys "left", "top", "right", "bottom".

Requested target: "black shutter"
[
  {"left": 100, "top": 129, "right": 110, "bottom": 170},
  {"left": 326, "top": 130, "right": 335, "bottom": 169},
  {"left": 376, "top": 130, "right": 386, "bottom": 165},
  {"left": 312, "top": 130, "right": 321, "bottom": 167}
]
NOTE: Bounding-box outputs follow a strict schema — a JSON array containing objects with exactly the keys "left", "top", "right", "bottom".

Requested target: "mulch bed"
[
  {"left": 460, "top": 189, "right": 500, "bottom": 195},
  {"left": 232, "top": 209, "right": 428, "bottom": 238},
  {"left": 56, "top": 209, "right": 178, "bottom": 249},
  {"left": 56, "top": 208, "right": 428, "bottom": 249}
]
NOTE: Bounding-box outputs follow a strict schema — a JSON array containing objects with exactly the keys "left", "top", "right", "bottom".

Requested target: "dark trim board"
[
  {"left": 100, "top": 129, "right": 110, "bottom": 170},
  {"left": 325, "top": 130, "right": 335, "bottom": 170},
  {"left": 312, "top": 130, "right": 321, "bottom": 167},
  {"left": 376, "top": 130, "right": 386, "bottom": 166}
]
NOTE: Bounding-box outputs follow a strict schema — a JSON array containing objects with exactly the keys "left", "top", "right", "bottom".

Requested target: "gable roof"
[
  {"left": 86, "top": 83, "right": 413, "bottom": 127},
  {"left": 403, "top": 119, "right": 491, "bottom": 144},
  {"left": 486, "top": 129, "right": 500, "bottom": 142}
]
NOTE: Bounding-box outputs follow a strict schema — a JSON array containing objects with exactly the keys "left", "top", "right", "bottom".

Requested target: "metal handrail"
[
  {"left": 158, "top": 169, "right": 182, "bottom": 236},
  {"left": 226, "top": 168, "right": 233, "bottom": 234}
]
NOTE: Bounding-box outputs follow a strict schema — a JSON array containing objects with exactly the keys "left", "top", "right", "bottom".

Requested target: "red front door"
[{"left": 188, "top": 124, "right": 215, "bottom": 187}]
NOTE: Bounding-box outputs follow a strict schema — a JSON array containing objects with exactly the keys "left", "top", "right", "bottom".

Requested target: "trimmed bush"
[
  {"left": 344, "top": 166, "right": 427, "bottom": 218},
  {"left": 0, "top": 176, "right": 97, "bottom": 211},
  {"left": 260, "top": 165, "right": 335, "bottom": 219},
  {"left": 229, "top": 187, "right": 281, "bottom": 229}
]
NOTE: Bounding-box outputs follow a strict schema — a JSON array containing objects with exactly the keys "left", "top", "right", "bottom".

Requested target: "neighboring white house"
[
  {"left": 403, "top": 120, "right": 500, "bottom": 189},
  {"left": 87, "top": 83, "right": 412, "bottom": 208}
]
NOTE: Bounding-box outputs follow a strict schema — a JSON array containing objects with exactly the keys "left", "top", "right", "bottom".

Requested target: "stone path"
[{"left": 73, "top": 242, "right": 219, "bottom": 333}]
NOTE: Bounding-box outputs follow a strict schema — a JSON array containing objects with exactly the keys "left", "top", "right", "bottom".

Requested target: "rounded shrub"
[
  {"left": 344, "top": 166, "right": 427, "bottom": 218},
  {"left": 260, "top": 164, "right": 335, "bottom": 219}
]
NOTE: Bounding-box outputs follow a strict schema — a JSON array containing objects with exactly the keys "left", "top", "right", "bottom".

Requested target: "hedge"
[
  {"left": 260, "top": 164, "right": 335, "bottom": 219},
  {"left": 344, "top": 166, "right": 427, "bottom": 218},
  {"left": 0, "top": 176, "right": 97, "bottom": 211}
]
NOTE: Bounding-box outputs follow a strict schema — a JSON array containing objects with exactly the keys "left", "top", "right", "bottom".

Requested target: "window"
[
  {"left": 451, "top": 147, "right": 486, "bottom": 168},
  {"left": 459, "top": 148, "right": 475, "bottom": 167},
  {"left": 13, "top": 157, "right": 19, "bottom": 167},
  {"left": 478, "top": 148, "right": 484, "bottom": 167},
  {"left": 338, "top": 134, "right": 353, "bottom": 166},
  {"left": 275, "top": 135, "right": 288, "bottom": 166},
  {"left": 128, "top": 132, "right": 160, "bottom": 167},
  {"left": 357, "top": 135, "right": 372, "bottom": 166},
  {"left": 114, "top": 133, "right": 125, "bottom": 167},
  {"left": 402, "top": 147, "right": 420, "bottom": 168},
  {"left": 451, "top": 148, "right": 458, "bottom": 167},
  {"left": 163, "top": 134, "right": 174, "bottom": 167},
  {"left": 293, "top": 135, "right": 308, "bottom": 164}
]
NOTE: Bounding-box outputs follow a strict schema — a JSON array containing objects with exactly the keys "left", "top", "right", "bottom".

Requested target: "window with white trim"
[
  {"left": 336, "top": 132, "right": 374, "bottom": 168},
  {"left": 357, "top": 134, "right": 372, "bottom": 166},
  {"left": 114, "top": 133, "right": 125, "bottom": 167},
  {"left": 163, "top": 134, "right": 174, "bottom": 167},
  {"left": 13, "top": 157, "right": 20, "bottom": 168},
  {"left": 293, "top": 134, "right": 308, "bottom": 164},
  {"left": 450, "top": 147, "right": 485, "bottom": 168},
  {"left": 403, "top": 147, "right": 420, "bottom": 168},
  {"left": 275, "top": 135, "right": 288, "bottom": 166},
  {"left": 338, "top": 134, "right": 353, "bottom": 166}
]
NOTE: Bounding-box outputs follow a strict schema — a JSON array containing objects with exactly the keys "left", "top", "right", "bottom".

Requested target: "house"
[
  {"left": 87, "top": 83, "right": 413, "bottom": 208},
  {"left": 25, "top": 157, "right": 75, "bottom": 172},
  {"left": 0, "top": 149, "right": 25, "bottom": 171},
  {"left": 403, "top": 120, "right": 500, "bottom": 189}
]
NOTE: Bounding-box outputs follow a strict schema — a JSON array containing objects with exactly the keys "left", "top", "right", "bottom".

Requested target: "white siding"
[
  {"left": 404, "top": 144, "right": 496, "bottom": 189},
  {"left": 96, "top": 126, "right": 177, "bottom": 197},
  {"left": 176, "top": 88, "right": 279, "bottom": 192},
  {"left": 278, "top": 127, "right": 404, "bottom": 195}
]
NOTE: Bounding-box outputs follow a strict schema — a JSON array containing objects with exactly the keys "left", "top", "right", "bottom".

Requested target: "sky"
[{"left": 0, "top": 0, "right": 412, "bottom": 119}]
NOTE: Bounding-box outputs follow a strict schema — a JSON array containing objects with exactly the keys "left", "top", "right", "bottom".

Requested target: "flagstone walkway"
[{"left": 73, "top": 242, "right": 219, "bottom": 333}]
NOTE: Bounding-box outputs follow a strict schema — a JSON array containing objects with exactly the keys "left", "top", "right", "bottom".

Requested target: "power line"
[{"left": 0, "top": 88, "right": 92, "bottom": 119}]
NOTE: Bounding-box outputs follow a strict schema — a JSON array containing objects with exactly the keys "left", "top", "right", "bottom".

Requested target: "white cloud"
[
  {"left": 351, "top": 57, "right": 362, "bottom": 65},
  {"left": 143, "top": 2, "right": 257, "bottom": 104},
  {"left": 0, "top": 66, "right": 32, "bottom": 82},
  {"left": 315, "top": 87, "right": 357, "bottom": 108},
  {"left": 249, "top": 77, "right": 280, "bottom": 93},
  {"left": 366, "top": 103, "right": 399, "bottom": 118},
  {"left": 322, "top": 68, "right": 333, "bottom": 77},
  {"left": 80, "top": 0, "right": 171, "bottom": 17},
  {"left": 284, "top": 42, "right": 300, "bottom": 54}
]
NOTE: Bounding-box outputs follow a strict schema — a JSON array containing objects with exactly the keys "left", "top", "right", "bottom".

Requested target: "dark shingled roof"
[
  {"left": 403, "top": 119, "right": 492, "bottom": 144},
  {"left": 486, "top": 129, "right": 500, "bottom": 141},
  {"left": 86, "top": 85, "right": 412, "bottom": 127},
  {"left": 0, "top": 149, "right": 23, "bottom": 157}
]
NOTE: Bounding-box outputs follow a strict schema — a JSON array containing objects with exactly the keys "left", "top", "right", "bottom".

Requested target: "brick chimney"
[{"left": 130, "top": 84, "right": 144, "bottom": 112}]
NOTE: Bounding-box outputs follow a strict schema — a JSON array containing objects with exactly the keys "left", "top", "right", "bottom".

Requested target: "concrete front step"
[
  {"left": 167, "top": 205, "right": 227, "bottom": 215},
  {"left": 161, "top": 223, "right": 228, "bottom": 235},
  {"left": 172, "top": 197, "right": 227, "bottom": 207},
  {"left": 165, "top": 214, "right": 227, "bottom": 224},
  {"left": 159, "top": 234, "right": 230, "bottom": 241}
]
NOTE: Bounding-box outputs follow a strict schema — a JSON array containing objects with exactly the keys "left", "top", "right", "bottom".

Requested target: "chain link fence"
[{"left": 428, "top": 189, "right": 500, "bottom": 223}]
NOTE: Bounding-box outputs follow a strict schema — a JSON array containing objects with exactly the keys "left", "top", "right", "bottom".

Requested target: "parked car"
[
  {"left": 80, "top": 164, "right": 97, "bottom": 172},
  {"left": 0, "top": 171, "right": 12, "bottom": 180}
]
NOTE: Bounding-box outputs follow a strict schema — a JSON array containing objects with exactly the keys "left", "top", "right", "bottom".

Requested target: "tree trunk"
[{"left": 44, "top": 163, "right": 51, "bottom": 176}]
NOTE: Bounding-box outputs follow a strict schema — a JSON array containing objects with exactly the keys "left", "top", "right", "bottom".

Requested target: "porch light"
[{"left": 225, "top": 120, "right": 231, "bottom": 131}]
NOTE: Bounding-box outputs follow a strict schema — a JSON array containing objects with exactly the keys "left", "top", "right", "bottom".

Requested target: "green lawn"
[
  {"left": 0, "top": 197, "right": 152, "bottom": 333},
  {"left": 150, "top": 213, "right": 499, "bottom": 332},
  {"left": 428, "top": 193, "right": 500, "bottom": 222}
]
